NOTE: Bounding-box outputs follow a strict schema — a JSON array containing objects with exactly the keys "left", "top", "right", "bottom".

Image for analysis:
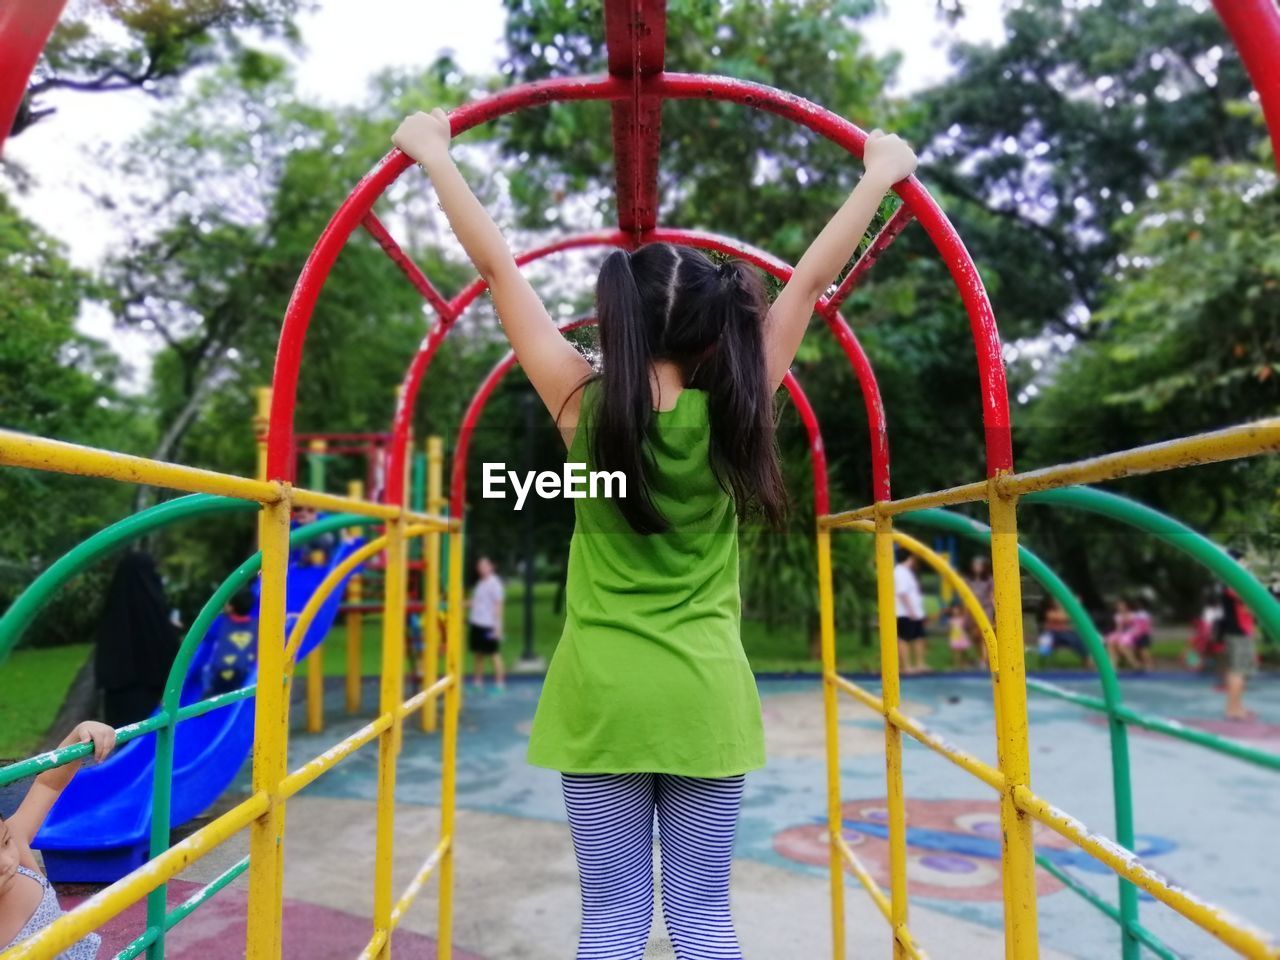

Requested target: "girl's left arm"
[
  {"left": 764, "top": 129, "right": 917, "bottom": 391},
  {"left": 7, "top": 722, "right": 117, "bottom": 843},
  {"left": 393, "top": 110, "right": 593, "bottom": 437}
]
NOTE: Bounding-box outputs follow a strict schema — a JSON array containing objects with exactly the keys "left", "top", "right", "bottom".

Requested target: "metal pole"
[
  {"left": 423, "top": 438, "right": 444, "bottom": 733},
  {"left": 305, "top": 440, "right": 328, "bottom": 734},
  {"left": 245, "top": 497, "right": 291, "bottom": 960},
  {"left": 873, "top": 510, "right": 910, "bottom": 958},
  {"left": 346, "top": 479, "right": 365, "bottom": 715},
  {"left": 438, "top": 527, "right": 464, "bottom": 959},
  {"left": 816, "top": 527, "right": 846, "bottom": 958},
  {"left": 372, "top": 517, "right": 408, "bottom": 958},
  {"left": 988, "top": 485, "right": 1040, "bottom": 958}
]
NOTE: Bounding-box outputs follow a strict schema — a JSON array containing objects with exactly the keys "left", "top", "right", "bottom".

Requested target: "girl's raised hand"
[
  {"left": 70, "top": 721, "right": 117, "bottom": 763},
  {"left": 863, "top": 128, "right": 918, "bottom": 189},
  {"left": 392, "top": 108, "right": 453, "bottom": 165}
]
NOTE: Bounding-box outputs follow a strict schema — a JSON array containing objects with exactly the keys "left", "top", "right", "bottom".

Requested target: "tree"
[
  {"left": 91, "top": 54, "right": 522, "bottom": 604},
  {"left": 913, "top": 0, "right": 1258, "bottom": 343},
  {"left": 0, "top": 194, "right": 144, "bottom": 644},
  {"left": 11, "top": 0, "right": 305, "bottom": 138},
  {"left": 1021, "top": 157, "right": 1279, "bottom": 615}
]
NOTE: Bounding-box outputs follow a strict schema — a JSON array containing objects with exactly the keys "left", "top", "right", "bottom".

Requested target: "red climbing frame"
[{"left": 238, "top": 0, "right": 1280, "bottom": 508}]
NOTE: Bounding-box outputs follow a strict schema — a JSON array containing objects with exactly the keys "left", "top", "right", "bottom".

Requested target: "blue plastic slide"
[{"left": 34, "top": 545, "right": 361, "bottom": 882}]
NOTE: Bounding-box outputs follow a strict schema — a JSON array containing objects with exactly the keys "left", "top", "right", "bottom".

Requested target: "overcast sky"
[{"left": 2, "top": 0, "right": 1005, "bottom": 375}]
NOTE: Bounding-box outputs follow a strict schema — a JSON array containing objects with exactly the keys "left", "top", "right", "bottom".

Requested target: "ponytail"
[
  {"left": 700, "top": 260, "right": 787, "bottom": 528},
  {"left": 589, "top": 243, "right": 787, "bottom": 535},
  {"left": 591, "top": 250, "right": 669, "bottom": 534}
]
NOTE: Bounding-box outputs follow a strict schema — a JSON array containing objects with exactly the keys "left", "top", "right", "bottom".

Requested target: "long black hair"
[{"left": 586, "top": 242, "right": 786, "bottom": 535}]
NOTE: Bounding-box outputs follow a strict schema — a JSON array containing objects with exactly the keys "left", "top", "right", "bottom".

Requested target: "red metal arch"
[
  {"left": 265, "top": 73, "right": 1006, "bottom": 488},
  {"left": 382, "top": 226, "right": 891, "bottom": 509},
  {"left": 448, "top": 317, "right": 829, "bottom": 518}
]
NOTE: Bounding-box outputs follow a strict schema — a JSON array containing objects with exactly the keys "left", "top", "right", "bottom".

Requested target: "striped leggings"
[{"left": 561, "top": 772, "right": 746, "bottom": 960}]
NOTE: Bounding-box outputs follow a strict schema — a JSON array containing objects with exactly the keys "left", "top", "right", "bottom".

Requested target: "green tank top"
[{"left": 526, "top": 382, "right": 766, "bottom": 777}]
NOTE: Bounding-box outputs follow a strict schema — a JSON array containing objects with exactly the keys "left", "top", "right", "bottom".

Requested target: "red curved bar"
[
  {"left": 1213, "top": 0, "right": 1280, "bottom": 170},
  {"left": 271, "top": 70, "right": 1007, "bottom": 485},
  {"left": 361, "top": 213, "right": 457, "bottom": 321},
  {"left": 651, "top": 72, "right": 1010, "bottom": 473},
  {"left": 264, "top": 76, "right": 625, "bottom": 482},
  {"left": 825, "top": 204, "right": 915, "bottom": 314},
  {"left": 386, "top": 227, "right": 889, "bottom": 506},
  {"left": 449, "top": 318, "right": 829, "bottom": 518}
]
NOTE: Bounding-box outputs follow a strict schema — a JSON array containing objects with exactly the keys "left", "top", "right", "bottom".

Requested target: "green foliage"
[
  {"left": 1022, "top": 161, "right": 1279, "bottom": 610},
  {"left": 15, "top": 0, "right": 306, "bottom": 137},
  {"left": 0, "top": 196, "right": 143, "bottom": 645},
  {"left": 914, "top": 0, "right": 1259, "bottom": 341}
]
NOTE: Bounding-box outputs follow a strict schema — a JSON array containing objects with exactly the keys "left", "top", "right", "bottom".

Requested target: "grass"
[
  {"left": 316, "top": 580, "right": 1196, "bottom": 678},
  {"left": 0, "top": 644, "right": 92, "bottom": 758}
]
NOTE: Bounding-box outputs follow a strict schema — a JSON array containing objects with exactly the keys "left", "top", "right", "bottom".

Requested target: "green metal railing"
[
  {"left": 0, "top": 498, "right": 378, "bottom": 960},
  {"left": 902, "top": 489, "right": 1280, "bottom": 960}
]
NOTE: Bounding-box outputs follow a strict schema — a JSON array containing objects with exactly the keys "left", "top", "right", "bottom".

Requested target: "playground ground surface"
[{"left": 43, "top": 672, "right": 1280, "bottom": 959}]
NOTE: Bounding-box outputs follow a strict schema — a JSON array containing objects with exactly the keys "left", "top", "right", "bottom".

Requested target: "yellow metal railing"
[
  {"left": 816, "top": 416, "right": 1280, "bottom": 960},
  {"left": 0, "top": 427, "right": 463, "bottom": 960}
]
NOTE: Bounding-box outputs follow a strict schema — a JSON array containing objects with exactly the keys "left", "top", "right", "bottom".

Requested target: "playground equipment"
[
  {"left": 0, "top": 503, "right": 363, "bottom": 882},
  {"left": 1, "top": 0, "right": 1279, "bottom": 958}
]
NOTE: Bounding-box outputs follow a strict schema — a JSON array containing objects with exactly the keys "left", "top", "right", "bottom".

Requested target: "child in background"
[
  {"left": 1127, "top": 600, "right": 1154, "bottom": 672},
  {"left": 1105, "top": 598, "right": 1137, "bottom": 670},
  {"left": 203, "top": 590, "right": 258, "bottom": 695},
  {"left": 467, "top": 556, "right": 506, "bottom": 693},
  {"left": 947, "top": 604, "right": 974, "bottom": 669},
  {"left": 1, "top": 721, "right": 117, "bottom": 957},
  {"left": 1105, "top": 597, "right": 1153, "bottom": 672},
  {"left": 1037, "top": 598, "right": 1090, "bottom": 666},
  {"left": 1185, "top": 594, "right": 1222, "bottom": 671}
]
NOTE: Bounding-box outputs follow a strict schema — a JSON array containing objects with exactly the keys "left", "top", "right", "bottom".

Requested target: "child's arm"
[
  {"left": 393, "top": 110, "right": 593, "bottom": 437},
  {"left": 765, "top": 129, "right": 918, "bottom": 391},
  {"left": 7, "top": 722, "right": 117, "bottom": 843}
]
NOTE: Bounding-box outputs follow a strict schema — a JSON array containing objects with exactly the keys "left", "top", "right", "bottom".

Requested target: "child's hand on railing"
[
  {"left": 65, "top": 721, "right": 117, "bottom": 763},
  {"left": 863, "top": 129, "right": 918, "bottom": 189},
  {"left": 393, "top": 108, "right": 453, "bottom": 167}
]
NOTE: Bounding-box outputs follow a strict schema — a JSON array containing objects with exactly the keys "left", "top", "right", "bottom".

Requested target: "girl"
[
  {"left": 964, "top": 555, "right": 994, "bottom": 668},
  {"left": 947, "top": 603, "right": 974, "bottom": 669},
  {"left": 1, "top": 721, "right": 117, "bottom": 958},
  {"left": 393, "top": 108, "right": 916, "bottom": 960}
]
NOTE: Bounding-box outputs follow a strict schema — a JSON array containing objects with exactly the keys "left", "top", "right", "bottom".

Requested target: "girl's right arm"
[
  {"left": 393, "top": 110, "right": 593, "bottom": 439},
  {"left": 764, "top": 130, "right": 918, "bottom": 391},
  {"left": 7, "top": 722, "right": 116, "bottom": 844}
]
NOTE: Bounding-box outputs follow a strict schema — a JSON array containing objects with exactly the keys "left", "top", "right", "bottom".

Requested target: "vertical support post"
[
  {"left": 346, "top": 479, "right": 365, "bottom": 715},
  {"left": 1111, "top": 720, "right": 1141, "bottom": 960},
  {"left": 409, "top": 449, "right": 427, "bottom": 640},
  {"left": 988, "top": 483, "right": 1040, "bottom": 959},
  {"left": 422, "top": 438, "right": 444, "bottom": 733},
  {"left": 145, "top": 702, "right": 179, "bottom": 959},
  {"left": 437, "top": 526, "right": 464, "bottom": 960},
  {"left": 306, "top": 439, "right": 328, "bottom": 734},
  {"left": 246, "top": 495, "right": 291, "bottom": 960},
  {"left": 873, "top": 509, "right": 909, "bottom": 957},
  {"left": 815, "top": 526, "right": 846, "bottom": 959},
  {"left": 253, "top": 388, "right": 272, "bottom": 483},
  {"left": 372, "top": 516, "right": 408, "bottom": 959}
]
